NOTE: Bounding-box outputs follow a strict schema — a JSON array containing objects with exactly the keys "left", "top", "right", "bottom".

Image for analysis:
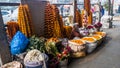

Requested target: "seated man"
[{"left": 70, "top": 23, "right": 82, "bottom": 39}]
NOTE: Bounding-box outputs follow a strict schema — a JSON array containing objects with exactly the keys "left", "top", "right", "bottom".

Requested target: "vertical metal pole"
[
  {"left": 98, "top": 1, "right": 101, "bottom": 22},
  {"left": 108, "top": 0, "right": 112, "bottom": 28},
  {"left": 73, "top": 0, "right": 77, "bottom": 23},
  {"left": 111, "top": 0, "right": 114, "bottom": 16},
  {"left": 108, "top": 0, "right": 111, "bottom": 15},
  {"left": 72, "top": 0, "right": 74, "bottom": 24},
  {"left": 110, "top": 0, "right": 114, "bottom": 28},
  {"left": 0, "top": 55, "right": 2, "bottom": 66}
]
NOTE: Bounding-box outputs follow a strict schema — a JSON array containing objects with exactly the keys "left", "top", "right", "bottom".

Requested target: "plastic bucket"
[
  {"left": 24, "top": 62, "right": 43, "bottom": 68},
  {"left": 24, "top": 54, "right": 48, "bottom": 68},
  {"left": 86, "top": 42, "right": 97, "bottom": 53},
  {"left": 25, "top": 65, "right": 42, "bottom": 68}
]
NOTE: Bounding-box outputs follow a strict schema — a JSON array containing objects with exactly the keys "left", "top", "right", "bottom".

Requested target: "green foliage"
[
  {"left": 104, "top": 1, "right": 109, "bottom": 11},
  {"left": 27, "top": 35, "right": 46, "bottom": 53},
  {"left": 45, "top": 41, "right": 59, "bottom": 57}
]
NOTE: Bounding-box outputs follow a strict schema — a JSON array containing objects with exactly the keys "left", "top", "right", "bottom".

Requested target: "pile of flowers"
[
  {"left": 56, "top": 45, "right": 71, "bottom": 61},
  {"left": 45, "top": 38, "right": 71, "bottom": 67},
  {"left": 87, "top": 25, "right": 96, "bottom": 35},
  {"left": 87, "top": 25, "right": 94, "bottom": 29},
  {"left": 94, "top": 22, "right": 102, "bottom": 31}
]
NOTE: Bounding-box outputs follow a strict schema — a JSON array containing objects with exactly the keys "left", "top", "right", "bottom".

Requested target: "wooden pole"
[{"left": 73, "top": 0, "right": 77, "bottom": 23}]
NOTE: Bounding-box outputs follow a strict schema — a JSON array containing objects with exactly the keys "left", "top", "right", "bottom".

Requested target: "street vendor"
[{"left": 70, "top": 23, "right": 82, "bottom": 39}]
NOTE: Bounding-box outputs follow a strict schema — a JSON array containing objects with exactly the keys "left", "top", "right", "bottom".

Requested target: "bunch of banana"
[
  {"left": 6, "top": 21, "right": 19, "bottom": 40},
  {"left": 18, "top": 4, "right": 34, "bottom": 38}
]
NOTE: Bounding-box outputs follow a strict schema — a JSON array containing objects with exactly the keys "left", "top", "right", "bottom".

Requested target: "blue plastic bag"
[{"left": 10, "top": 31, "right": 29, "bottom": 55}]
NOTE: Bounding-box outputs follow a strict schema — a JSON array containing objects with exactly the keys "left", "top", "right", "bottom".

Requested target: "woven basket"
[
  {"left": 71, "top": 51, "right": 86, "bottom": 58},
  {"left": 97, "top": 38, "right": 103, "bottom": 46}
]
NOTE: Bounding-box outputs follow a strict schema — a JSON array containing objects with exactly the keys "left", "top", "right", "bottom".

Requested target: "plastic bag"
[{"left": 10, "top": 31, "right": 29, "bottom": 55}]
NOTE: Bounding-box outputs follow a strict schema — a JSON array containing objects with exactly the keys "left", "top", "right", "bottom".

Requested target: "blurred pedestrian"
[{"left": 100, "top": 6, "right": 104, "bottom": 16}]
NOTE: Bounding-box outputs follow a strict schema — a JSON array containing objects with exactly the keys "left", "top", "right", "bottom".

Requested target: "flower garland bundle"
[
  {"left": 94, "top": 22, "right": 102, "bottom": 31},
  {"left": 44, "top": 3, "right": 63, "bottom": 38},
  {"left": 18, "top": 4, "right": 34, "bottom": 38},
  {"left": 94, "top": 22, "right": 102, "bottom": 28},
  {"left": 87, "top": 25, "right": 94, "bottom": 29},
  {"left": 6, "top": 21, "right": 19, "bottom": 40}
]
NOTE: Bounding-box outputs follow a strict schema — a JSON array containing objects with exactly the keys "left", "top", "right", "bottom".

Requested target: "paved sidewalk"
[{"left": 68, "top": 23, "right": 120, "bottom": 68}]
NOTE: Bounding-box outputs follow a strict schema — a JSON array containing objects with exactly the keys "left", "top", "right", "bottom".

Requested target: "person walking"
[{"left": 100, "top": 6, "right": 105, "bottom": 16}]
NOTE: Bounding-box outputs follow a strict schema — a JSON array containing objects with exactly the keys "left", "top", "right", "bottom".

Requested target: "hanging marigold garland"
[
  {"left": 6, "top": 21, "right": 19, "bottom": 40},
  {"left": 44, "top": 3, "right": 63, "bottom": 38},
  {"left": 75, "top": 9, "right": 82, "bottom": 27},
  {"left": 18, "top": 4, "right": 34, "bottom": 38},
  {"left": 84, "top": 0, "right": 93, "bottom": 25},
  {"left": 84, "top": 0, "right": 91, "bottom": 16},
  {"left": 44, "top": 3, "right": 55, "bottom": 38}
]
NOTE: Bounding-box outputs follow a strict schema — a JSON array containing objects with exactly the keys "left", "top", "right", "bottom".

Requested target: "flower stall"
[{"left": 0, "top": 0, "right": 107, "bottom": 68}]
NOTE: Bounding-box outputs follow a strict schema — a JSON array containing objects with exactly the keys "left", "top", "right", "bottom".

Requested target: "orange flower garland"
[
  {"left": 81, "top": 37, "right": 96, "bottom": 43},
  {"left": 69, "top": 39, "right": 85, "bottom": 45},
  {"left": 92, "top": 35, "right": 102, "bottom": 40}
]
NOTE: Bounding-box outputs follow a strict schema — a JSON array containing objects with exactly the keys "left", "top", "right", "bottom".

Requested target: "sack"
[
  {"left": 24, "top": 49, "right": 48, "bottom": 68},
  {"left": 1, "top": 61, "right": 23, "bottom": 68},
  {"left": 68, "top": 39, "right": 85, "bottom": 52},
  {"left": 10, "top": 31, "right": 29, "bottom": 55}
]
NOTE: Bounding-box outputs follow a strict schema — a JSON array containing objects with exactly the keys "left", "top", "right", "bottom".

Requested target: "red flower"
[
  {"left": 97, "top": 22, "right": 102, "bottom": 27},
  {"left": 57, "top": 53, "right": 62, "bottom": 58},
  {"left": 94, "top": 22, "right": 102, "bottom": 28},
  {"left": 66, "top": 46, "right": 71, "bottom": 52},
  {"left": 87, "top": 25, "right": 94, "bottom": 29},
  {"left": 62, "top": 49, "right": 68, "bottom": 55}
]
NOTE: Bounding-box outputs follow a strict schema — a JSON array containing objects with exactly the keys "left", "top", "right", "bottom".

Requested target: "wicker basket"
[
  {"left": 68, "top": 40, "right": 86, "bottom": 52},
  {"left": 71, "top": 51, "right": 86, "bottom": 58},
  {"left": 97, "top": 38, "right": 103, "bottom": 46}
]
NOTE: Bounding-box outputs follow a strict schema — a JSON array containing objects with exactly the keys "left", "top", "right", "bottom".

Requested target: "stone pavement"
[{"left": 68, "top": 22, "right": 120, "bottom": 68}]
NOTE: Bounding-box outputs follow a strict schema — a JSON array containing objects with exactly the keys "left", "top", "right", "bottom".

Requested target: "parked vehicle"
[
  {"left": 10, "top": 8, "right": 18, "bottom": 22},
  {"left": 1, "top": 8, "right": 18, "bottom": 24},
  {"left": 1, "top": 10, "right": 11, "bottom": 24}
]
